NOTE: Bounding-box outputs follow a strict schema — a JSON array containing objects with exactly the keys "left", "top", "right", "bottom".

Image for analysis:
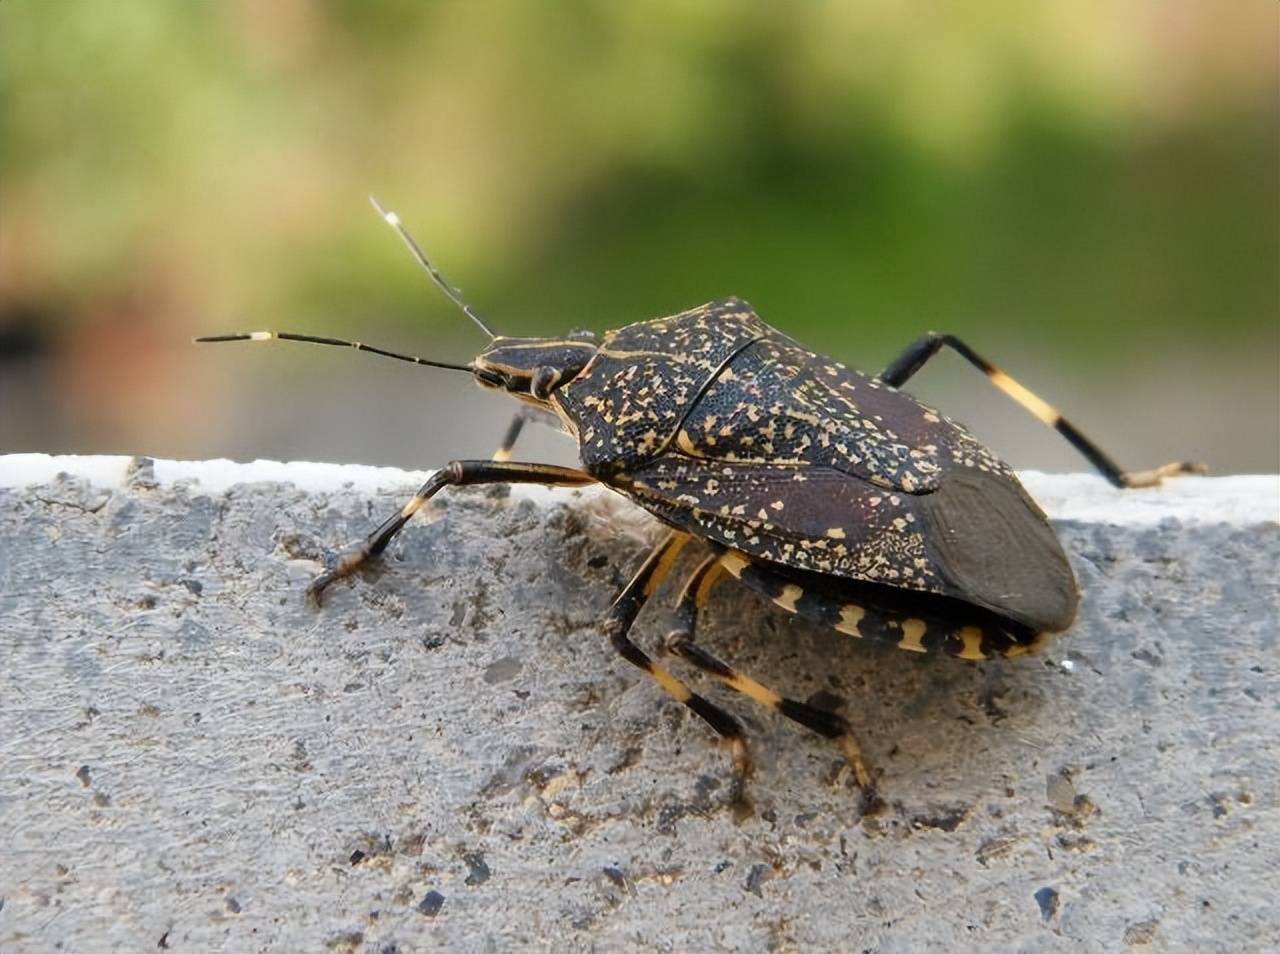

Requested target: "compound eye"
[{"left": 530, "top": 366, "right": 560, "bottom": 399}]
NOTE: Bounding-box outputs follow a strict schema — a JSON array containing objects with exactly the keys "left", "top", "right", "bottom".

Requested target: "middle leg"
[
  {"left": 492, "top": 409, "right": 532, "bottom": 462},
  {"left": 491, "top": 407, "right": 564, "bottom": 461},
  {"left": 603, "top": 532, "right": 754, "bottom": 781}
]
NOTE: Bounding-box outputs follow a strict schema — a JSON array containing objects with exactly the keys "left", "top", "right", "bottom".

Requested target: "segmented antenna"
[
  {"left": 192, "top": 330, "right": 476, "bottom": 374},
  {"left": 368, "top": 195, "right": 497, "bottom": 339}
]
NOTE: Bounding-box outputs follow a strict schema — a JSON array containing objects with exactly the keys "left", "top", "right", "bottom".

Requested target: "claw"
[
  {"left": 858, "top": 786, "right": 886, "bottom": 818},
  {"left": 305, "top": 545, "right": 372, "bottom": 605},
  {"left": 1122, "top": 460, "right": 1209, "bottom": 488},
  {"left": 838, "top": 735, "right": 873, "bottom": 790},
  {"left": 729, "top": 735, "right": 755, "bottom": 781},
  {"left": 723, "top": 735, "right": 756, "bottom": 821},
  {"left": 304, "top": 572, "right": 334, "bottom": 607}
]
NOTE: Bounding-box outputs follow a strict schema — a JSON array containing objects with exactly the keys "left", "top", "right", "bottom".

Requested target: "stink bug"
[{"left": 198, "top": 198, "right": 1205, "bottom": 790}]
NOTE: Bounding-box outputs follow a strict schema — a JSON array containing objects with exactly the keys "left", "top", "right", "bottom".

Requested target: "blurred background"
[{"left": 1, "top": 1, "right": 1276, "bottom": 474}]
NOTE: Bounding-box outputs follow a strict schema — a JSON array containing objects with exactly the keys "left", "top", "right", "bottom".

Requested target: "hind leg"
[
  {"left": 878, "top": 333, "right": 1206, "bottom": 488},
  {"left": 604, "top": 533, "right": 753, "bottom": 781},
  {"left": 663, "top": 550, "right": 873, "bottom": 788},
  {"left": 664, "top": 549, "right": 1051, "bottom": 790}
]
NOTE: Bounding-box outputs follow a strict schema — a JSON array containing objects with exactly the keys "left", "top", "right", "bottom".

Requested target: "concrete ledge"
[{"left": 1, "top": 456, "right": 1277, "bottom": 951}]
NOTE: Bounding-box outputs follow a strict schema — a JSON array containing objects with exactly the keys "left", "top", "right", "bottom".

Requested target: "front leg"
[{"left": 307, "top": 460, "right": 596, "bottom": 603}]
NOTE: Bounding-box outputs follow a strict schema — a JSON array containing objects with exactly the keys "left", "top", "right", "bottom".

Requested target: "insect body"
[{"left": 199, "top": 199, "right": 1204, "bottom": 791}]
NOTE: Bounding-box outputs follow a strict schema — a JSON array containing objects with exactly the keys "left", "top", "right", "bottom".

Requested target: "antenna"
[
  {"left": 193, "top": 331, "right": 476, "bottom": 375},
  {"left": 368, "top": 195, "right": 497, "bottom": 339}
]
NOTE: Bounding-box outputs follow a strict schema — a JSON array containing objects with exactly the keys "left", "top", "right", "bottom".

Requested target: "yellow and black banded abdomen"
[{"left": 717, "top": 550, "right": 1054, "bottom": 660}]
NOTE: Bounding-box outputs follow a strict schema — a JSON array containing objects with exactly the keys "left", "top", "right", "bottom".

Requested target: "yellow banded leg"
[
  {"left": 661, "top": 550, "right": 872, "bottom": 788},
  {"left": 665, "top": 634, "right": 871, "bottom": 789},
  {"left": 877, "top": 333, "right": 1206, "bottom": 489},
  {"left": 668, "top": 550, "right": 729, "bottom": 642},
  {"left": 492, "top": 410, "right": 532, "bottom": 462},
  {"left": 604, "top": 533, "right": 753, "bottom": 781},
  {"left": 668, "top": 637, "right": 872, "bottom": 789},
  {"left": 306, "top": 460, "right": 596, "bottom": 603}
]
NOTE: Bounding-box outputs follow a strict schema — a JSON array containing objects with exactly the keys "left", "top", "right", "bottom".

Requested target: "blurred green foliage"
[
  {"left": 0, "top": 2, "right": 1275, "bottom": 468},
  {"left": 3, "top": 2, "right": 1275, "bottom": 348}
]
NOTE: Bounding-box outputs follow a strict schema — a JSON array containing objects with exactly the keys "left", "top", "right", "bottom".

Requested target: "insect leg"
[
  {"left": 492, "top": 410, "right": 532, "bottom": 461},
  {"left": 493, "top": 407, "right": 566, "bottom": 461},
  {"left": 877, "top": 333, "right": 1206, "bottom": 488},
  {"left": 604, "top": 533, "right": 753, "bottom": 780},
  {"left": 663, "top": 552, "right": 872, "bottom": 788},
  {"left": 669, "top": 550, "right": 728, "bottom": 641},
  {"left": 306, "top": 460, "right": 595, "bottom": 603}
]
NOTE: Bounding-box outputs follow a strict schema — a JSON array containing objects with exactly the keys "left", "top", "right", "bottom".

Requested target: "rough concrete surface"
[{"left": 1, "top": 458, "right": 1277, "bottom": 952}]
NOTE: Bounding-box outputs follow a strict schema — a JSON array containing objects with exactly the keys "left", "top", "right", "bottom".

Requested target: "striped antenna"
[
  {"left": 193, "top": 331, "right": 476, "bottom": 375},
  {"left": 368, "top": 195, "right": 497, "bottom": 339}
]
